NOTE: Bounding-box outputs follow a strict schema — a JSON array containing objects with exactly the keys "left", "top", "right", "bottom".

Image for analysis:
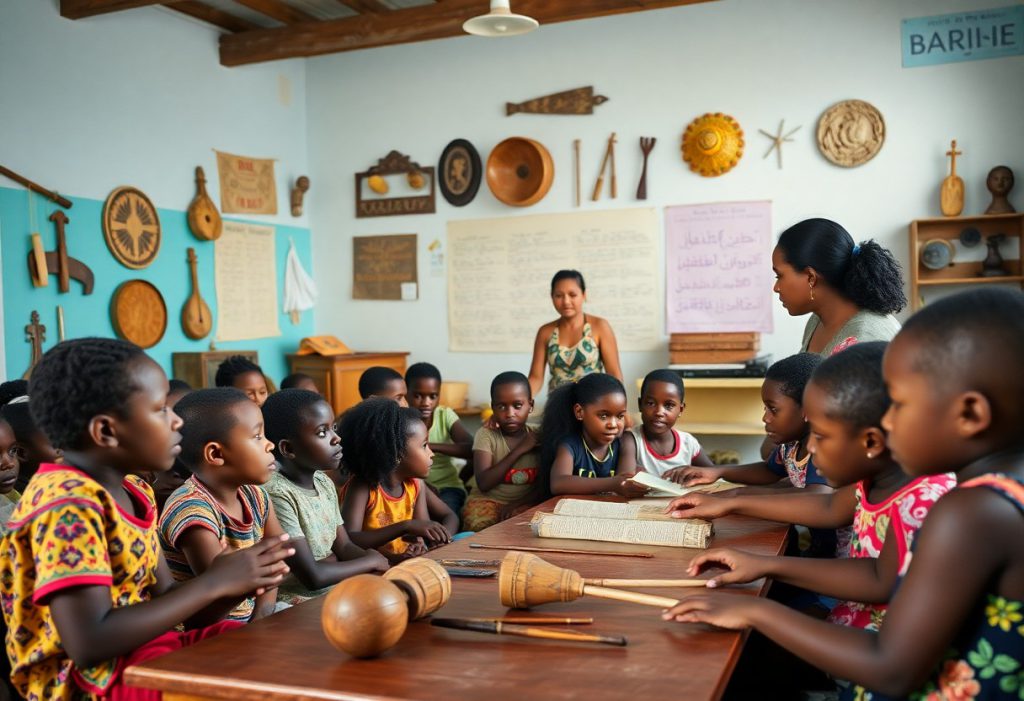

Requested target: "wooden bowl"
[
  {"left": 321, "top": 575, "right": 408, "bottom": 658},
  {"left": 486, "top": 137, "right": 554, "bottom": 207}
]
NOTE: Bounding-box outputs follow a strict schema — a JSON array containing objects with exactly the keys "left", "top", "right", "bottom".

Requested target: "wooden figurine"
[
  {"left": 290, "top": 176, "right": 310, "bottom": 216},
  {"left": 506, "top": 86, "right": 608, "bottom": 116},
  {"left": 187, "top": 167, "right": 222, "bottom": 241},
  {"left": 980, "top": 234, "right": 1008, "bottom": 277},
  {"left": 26, "top": 211, "right": 94, "bottom": 294},
  {"left": 940, "top": 140, "right": 964, "bottom": 217},
  {"left": 23, "top": 310, "right": 45, "bottom": 380},
  {"left": 985, "top": 166, "right": 1016, "bottom": 214}
]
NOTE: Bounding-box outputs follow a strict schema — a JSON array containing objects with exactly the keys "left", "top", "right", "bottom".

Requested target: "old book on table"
[
  {"left": 530, "top": 510, "right": 712, "bottom": 549},
  {"left": 553, "top": 498, "right": 677, "bottom": 521},
  {"left": 629, "top": 472, "right": 743, "bottom": 498}
]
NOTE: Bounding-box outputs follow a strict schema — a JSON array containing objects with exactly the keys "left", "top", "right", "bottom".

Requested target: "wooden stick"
[
  {"left": 573, "top": 139, "right": 581, "bottom": 207},
  {"left": 0, "top": 165, "right": 72, "bottom": 209},
  {"left": 584, "top": 578, "right": 708, "bottom": 588},
  {"left": 590, "top": 133, "right": 615, "bottom": 201},
  {"left": 609, "top": 134, "right": 617, "bottom": 198},
  {"left": 458, "top": 616, "right": 594, "bottom": 625},
  {"left": 431, "top": 618, "right": 626, "bottom": 646},
  {"left": 440, "top": 558, "right": 502, "bottom": 568},
  {"left": 470, "top": 543, "right": 653, "bottom": 559},
  {"left": 57, "top": 306, "right": 65, "bottom": 342},
  {"left": 581, "top": 584, "right": 679, "bottom": 609}
]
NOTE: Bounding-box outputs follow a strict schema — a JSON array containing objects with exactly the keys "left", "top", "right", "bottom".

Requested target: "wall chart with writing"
[{"left": 665, "top": 201, "right": 774, "bottom": 334}]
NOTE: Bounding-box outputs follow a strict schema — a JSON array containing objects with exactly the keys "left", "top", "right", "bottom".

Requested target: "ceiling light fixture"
[{"left": 463, "top": 0, "right": 538, "bottom": 37}]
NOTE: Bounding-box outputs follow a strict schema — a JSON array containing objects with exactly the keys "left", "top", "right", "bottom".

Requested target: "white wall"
[{"left": 306, "top": 0, "right": 1024, "bottom": 452}]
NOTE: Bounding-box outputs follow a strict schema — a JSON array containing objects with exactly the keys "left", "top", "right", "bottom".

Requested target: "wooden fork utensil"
[{"left": 637, "top": 137, "right": 656, "bottom": 200}]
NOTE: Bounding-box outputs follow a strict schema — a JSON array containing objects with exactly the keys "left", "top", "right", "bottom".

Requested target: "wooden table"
[{"left": 126, "top": 499, "right": 789, "bottom": 701}]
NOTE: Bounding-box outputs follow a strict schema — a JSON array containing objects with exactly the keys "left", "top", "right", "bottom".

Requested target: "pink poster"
[{"left": 665, "top": 201, "right": 774, "bottom": 333}]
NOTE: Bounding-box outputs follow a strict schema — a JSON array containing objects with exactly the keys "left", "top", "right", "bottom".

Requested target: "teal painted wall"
[{"left": 1, "top": 186, "right": 314, "bottom": 384}]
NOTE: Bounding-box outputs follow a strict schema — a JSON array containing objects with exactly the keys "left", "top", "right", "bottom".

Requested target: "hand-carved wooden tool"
[
  {"left": 499, "top": 552, "right": 681, "bottom": 610},
  {"left": 26, "top": 211, "right": 94, "bottom": 294},
  {"left": 506, "top": 86, "right": 608, "bottom": 116},
  {"left": 181, "top": 248, "right": 212, "bottom": 340},
  {"left": 0, "top": 165, "right": 72, "bottom": 208},
  {"left": 637, "top": 137, "right": 656, "bottom": 199},
  {"left": 431, "top": 618, "right": 628, "bottom": 646},
  {"left": 591, "top": 133, "right": 617, "bottom": 201},
  {"left": 23, "top": 311, "right": 45, "bottom": 380}
]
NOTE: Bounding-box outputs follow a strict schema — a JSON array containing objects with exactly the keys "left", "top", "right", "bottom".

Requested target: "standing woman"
[
  {"left": 773, "top": 219, "right": 906, "bottom": 356},
  {"left": 528, "top": 270, "right": 624, "bottom": 398}
]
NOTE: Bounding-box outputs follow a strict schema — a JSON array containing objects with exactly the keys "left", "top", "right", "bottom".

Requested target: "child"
[
  {"left": 405, "top": 362, "right": 473, "bottom": 517},
  {"left": 215, "top": 355, "right": 270, "bottom": 407},
  {"left": 280, "top": 372, "right": 320, "bottom": 394},
  {"left": 668, "top": 343, "right": 956, "bottom": 633},
  {"left": 1, "top": 338, "right": 292, "bottom": 701},
  {"left": 675, "top": 353, "right": 830, "bottom": 494},
  {"left": 664, "top": 288, "right": 1024, "bottom": 701},
  {"left": 262, "top": 389, "right": 390, "bottom": 605},
  {"left": 339, "top": 398, "right": 458, "bottom": 562},
  {"left": 168, "top": 378, "right": 193, "bottom": 407},
  {"left": 159, "top": 388, "right": 285, "bottom": 622},
  {"left": 463, "top": 371, "right": 542, "bottom": 531},
  {"left": 151, "top": 379, "right": 194, "bottom": 511},
  {"left": 541, "top": 373, "right": 645, "bottom": 497},
  {"left": 0, "top": 411, "right": 22, "bottom": 535},
  {"left": 0, "top": 379, "right": 60, "bottom": 491},
  {"left": 621, "top": 369, "right": 714, "bottom": 478},
  {"left": 357, "top": 366, "right": 408, "bottom": 406}
]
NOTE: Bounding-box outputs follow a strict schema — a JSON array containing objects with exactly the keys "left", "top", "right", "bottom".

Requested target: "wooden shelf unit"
[
  {"left": 635, "top": 376, "right": 764, "bottom": 436},
  {"left": 909, "top": 213, "right": 1024, "bottom": 310},
  {"left": 288, "top": 351, "right": 408, "bottom": 416}
]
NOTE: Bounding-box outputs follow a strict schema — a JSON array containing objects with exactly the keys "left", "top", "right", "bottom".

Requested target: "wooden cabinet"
[
  {"left": 173, "top": 350, "right": 260, "bottom": 389},
  {"left": 634, "top": 377, "right": 764, "bottom": 435},
  {"left": 909, "top": 213, "right": 1024, "bottom": 310},
  {"left": 288, "top": 352, "right": 409, "bottom": 415}
]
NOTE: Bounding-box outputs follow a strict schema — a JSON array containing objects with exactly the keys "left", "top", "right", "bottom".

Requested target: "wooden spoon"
[{"left": 181, "top": 247, "right": 212, "bottom": 340}]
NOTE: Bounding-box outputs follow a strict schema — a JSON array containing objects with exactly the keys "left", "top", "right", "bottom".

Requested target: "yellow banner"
[{"left": 215, "top": 150, "right": 277, "bottom": 214}]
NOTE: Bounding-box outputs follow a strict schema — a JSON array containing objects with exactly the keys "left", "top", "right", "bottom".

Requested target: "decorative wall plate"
[
  {"left": 486, "top": 137, "right": 554, "bottom": 206},
  {"left": 438, "top": 139, "right": 482, "bottom": 207},
  {"left": 681, "top": 113, "right": 744, "bottom": 177},
  {"left": 111, "top": 279, "right": 167, "bottom": 348},
  {"left": 816, "top": 100, "right": 885, "bottom": 167},
  {"left": 920, "top": 239, "right": 954, "bottom": 270},
  {"left": 103, "top": 186, "right": 162, "bottom": 269}
]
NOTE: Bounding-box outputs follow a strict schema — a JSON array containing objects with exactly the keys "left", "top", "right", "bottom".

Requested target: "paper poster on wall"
[
  {"left": 215, "top": 221, "right": 281, "bottom": 341},
  {"left": 215, "top": 150, "right": 278, "bottom": 214},
  {"left": 353, "top": 234, "right": 418, "bottom": 300},
  {"left": 901, "top": 6, "right": 1024, "bottom": 68},
  {"left": 447, "top": 209, "right": 661, "bottom": 353},
  {"left": 665, "top": 201, "right": 774, "bottom": 334}
]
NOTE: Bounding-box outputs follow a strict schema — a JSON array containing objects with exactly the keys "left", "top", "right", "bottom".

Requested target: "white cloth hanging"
[{"left": 283, "top": 237, "right": 317, "bottom": 321}]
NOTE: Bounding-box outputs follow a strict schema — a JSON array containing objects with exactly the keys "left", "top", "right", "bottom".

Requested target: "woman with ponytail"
[{"left": 773, "top": 219, "right": 906, "bottom": 357}]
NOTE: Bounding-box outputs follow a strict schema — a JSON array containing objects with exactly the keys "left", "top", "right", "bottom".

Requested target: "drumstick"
[
  {"left": 458, "top": 616, "right": 594, "bottom": 625},
  {"left": 469, "top": 542, "right": 654, "bottom": 558},
  {"left": 609, "top": 133, "right": 617, "bottom": 198},
  {"left": 431, "top": 618, "right": 627, "bottom": 646},
  {"left": 573, "top": 138, "right": 581, "bottom": 207},
  {"left": 583, "top": 578, "right": 708, "bottom": 588}
]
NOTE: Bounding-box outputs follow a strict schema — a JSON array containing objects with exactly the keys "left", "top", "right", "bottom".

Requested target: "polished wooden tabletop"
[{"left": 125, "top": 497, "right": 789, "bottom": 701}]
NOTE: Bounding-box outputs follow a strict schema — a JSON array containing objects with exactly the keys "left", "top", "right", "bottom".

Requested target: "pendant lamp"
[{"left": 463, "top": 0, "right": 538, "bottom": 37}]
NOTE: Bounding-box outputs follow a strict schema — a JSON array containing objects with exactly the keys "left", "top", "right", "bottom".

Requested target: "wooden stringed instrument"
[
  {"left": 181, "top": 247, "right": 212, "bottom": 340},
  {"left": 187, "top": 166, "right": 222, "bottom": 240}
]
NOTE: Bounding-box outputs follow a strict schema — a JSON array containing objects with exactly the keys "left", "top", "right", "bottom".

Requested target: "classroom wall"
[
  {"left": 0, "top": 0, "right": 313, "bottom": 383},
  {"left": 305, "top": 0, "right": 1024, "bottom": 455}
]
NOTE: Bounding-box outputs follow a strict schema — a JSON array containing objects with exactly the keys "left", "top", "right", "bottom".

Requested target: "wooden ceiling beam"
[
  {"left": 165, "top": 1, "right": 259, "bottom": 32},
  {"left": 334, "top": 0, "right": 391, "bottom": 13},
  {"left": 61, "top": 0, "right": 162, "bottom": 19},
  {"left": 232, "top": 0, "right": 318, "bottom": 24},
  {"left": 221, "top": 0, "right": 716, "bottom": 65}
]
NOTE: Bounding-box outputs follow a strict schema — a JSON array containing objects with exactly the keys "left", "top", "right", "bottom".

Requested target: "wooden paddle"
[
  {"left": 181, "top": 248, "right": 212, "bottom": 340},
  {"left": 187, "top": 166, "right": 222, "bottom": 241}
]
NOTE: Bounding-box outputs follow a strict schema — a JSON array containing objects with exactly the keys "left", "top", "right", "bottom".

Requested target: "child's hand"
[
  {"left": 364, "top": 549, "right": 391, "bottom": 573},
  {"left": 401, "top": 542, "right": 429, "bottom": 559},
  {"left": 661, "top": 592, "right": 762, "bottom": 630},
  {"left": 518, "top": 431, "right": 539, "bottom": 453},
  {"left": 667, "top": 466, "right": 724, "bottom": 486},
  {"left": 614, "top": 477, "right": 651, "bottom": 499},
  {"left": 686, "top": 548, "right": 769, "bottom": 587},
  {"left": 206, "top": 534, "right": 294, "bottom": 598},
  {"left": 406, "top": 519, "right": 453, "bottom": 544},
  {"left": 666, "top": 494, "right": 732, "bottom": 520}
]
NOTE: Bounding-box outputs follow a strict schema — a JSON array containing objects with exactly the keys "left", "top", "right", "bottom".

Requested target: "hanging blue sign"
[{"left": 902, "top": 5, "right": 1024, "bottom": 67}]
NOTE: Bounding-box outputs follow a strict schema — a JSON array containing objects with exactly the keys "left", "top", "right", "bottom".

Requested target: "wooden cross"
[
  {"left": 23, "top": 310, "right": 45, "bottom": 380},
  {"left": 946, "top": 140, "right": 962, "bottom": 177}
]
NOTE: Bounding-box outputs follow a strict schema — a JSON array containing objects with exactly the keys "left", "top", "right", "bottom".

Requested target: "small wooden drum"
[{"left": 384, "top": 558, "right": 452, "bottom": 620}]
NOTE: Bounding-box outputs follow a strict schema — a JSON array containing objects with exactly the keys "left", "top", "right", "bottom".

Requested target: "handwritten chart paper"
[
  {"left": 447, "top": 209, "right": 660, "bottom": 353},
  {"left": 665, "top": 201, "right": 774, "bottom": 333},
  {"left": 215, "top": 221, "right": 281, "bottom": 341}
]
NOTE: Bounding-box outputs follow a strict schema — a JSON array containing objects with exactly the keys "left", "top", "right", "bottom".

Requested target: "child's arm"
[
  {"left": 48, "top": 537, "right": 293, "bottom": 670},
  {"left": 419, "top": 482, "right": 458, "bottom": 538},
  {"left": 428, "top": 414, "right": 473, "bottom": 460},
  {"left": 593, "top": 319, "right": 624, "bottom": 384},
  {"left": 473, "top": 432, "right": 538, "bottom": 492},
  {"left": 342, "top": 480, "right": 447, "bottom": 549},
  {"left": 663, "top": 487, "right": 1017, "bottom": 697},
  {"left": 549, "top": 443, "right": 649, "bottom": 498},
  {"left": 687, "top": 521, "right": 900, "bottom": 604},
  {"left": 666, "top": 484, "right": 858, "bottom": 528},
  {"left": 691, "top": 450, "right": 715, "bottom": 468},
  {"left": 670, "top": 461, "right": 784, "bottom": 487}
]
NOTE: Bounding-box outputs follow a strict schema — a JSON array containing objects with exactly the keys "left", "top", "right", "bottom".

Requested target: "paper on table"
[
  {"left": 531, "top": 511, "right": 712, "bottom": 549},
  {"left": 215, "top": 221, "right": 281, "bottom": 341},
  {"left": 553, "top": 499, "right": 676, "bottom": 522}
]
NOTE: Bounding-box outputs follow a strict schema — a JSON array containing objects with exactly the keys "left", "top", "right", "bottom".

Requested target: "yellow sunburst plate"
[{"left": 681, "top": 113, "right": 745, "bottom": 177}]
